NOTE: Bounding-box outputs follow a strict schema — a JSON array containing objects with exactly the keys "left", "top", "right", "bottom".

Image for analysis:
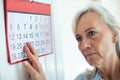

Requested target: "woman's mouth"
[{"left": 85, "top": 53, "right": 96, "bottom": 59}]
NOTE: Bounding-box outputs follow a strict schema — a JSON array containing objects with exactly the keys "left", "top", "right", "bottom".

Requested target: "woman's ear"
[{"left": 112, "top": 32, "right": 118, "bottom": 43}]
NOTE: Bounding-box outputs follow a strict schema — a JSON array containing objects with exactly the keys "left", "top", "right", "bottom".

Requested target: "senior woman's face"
[{"left": 75, "top": 12, "right": 117, "bottom": 66}]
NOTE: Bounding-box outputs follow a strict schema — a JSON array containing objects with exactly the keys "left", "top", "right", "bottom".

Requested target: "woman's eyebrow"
[
  {"left": 75, "top": 27, "right": 95, "bottom": 37},
  {"left": 75, "top": 34, "right": 80, "bottom": 37},
  {"left": 85, "top": 27, "right": 94, "bottom": 32}
]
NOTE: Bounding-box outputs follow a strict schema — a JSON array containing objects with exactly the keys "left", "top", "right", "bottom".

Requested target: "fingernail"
[{"left": 23, "top": 61, "right": 28, "bottom": 66}]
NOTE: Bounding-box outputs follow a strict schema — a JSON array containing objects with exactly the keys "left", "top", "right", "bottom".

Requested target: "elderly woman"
[
  {"left": 23, "top": 5, "right": 120, "bottom": 80},
  {"left": 73, "top": 5, "right": 120, "bottom": 80}
]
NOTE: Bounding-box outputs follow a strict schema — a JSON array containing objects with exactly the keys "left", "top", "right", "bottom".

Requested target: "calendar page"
[{"left": 5, "top": 0, "right": 53, "bottom": 64}]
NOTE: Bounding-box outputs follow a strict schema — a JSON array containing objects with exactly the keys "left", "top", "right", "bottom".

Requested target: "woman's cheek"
[{"left": 94, "top": 38, "right": 110, "bottom": 58}]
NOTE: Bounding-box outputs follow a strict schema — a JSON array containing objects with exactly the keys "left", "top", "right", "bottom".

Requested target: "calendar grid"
[{"left": 5, "top": 0, "right": 53, "bottom": 64}]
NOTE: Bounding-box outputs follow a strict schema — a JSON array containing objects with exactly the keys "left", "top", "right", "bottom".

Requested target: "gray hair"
[
  {"left": 72, "top": 4, "right": 120, "bottom": 77},
  {"left": 72, "top": 4, "right": 120, "bottom": 58}
]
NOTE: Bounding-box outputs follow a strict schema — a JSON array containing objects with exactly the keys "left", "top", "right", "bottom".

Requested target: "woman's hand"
[{"left": 23, "top": 42, "right": 46, "bottom": 80}]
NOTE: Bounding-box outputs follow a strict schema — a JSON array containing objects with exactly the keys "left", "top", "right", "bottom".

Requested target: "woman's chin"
[{"left": 87, "top": 59, "right": 99, "bottom": 66}]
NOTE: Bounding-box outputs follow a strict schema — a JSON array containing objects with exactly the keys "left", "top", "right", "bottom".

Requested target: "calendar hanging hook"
[{"left": 29, "top": 0, "right": 33, "bottom": 2}]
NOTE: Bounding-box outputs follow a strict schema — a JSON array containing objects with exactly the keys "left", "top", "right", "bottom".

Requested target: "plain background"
[{"left": 0, "top": 0, "right": 120, "bottom": 80}]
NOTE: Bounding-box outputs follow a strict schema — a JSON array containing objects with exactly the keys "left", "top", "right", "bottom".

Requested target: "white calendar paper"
[{"left": 7, "top": 12, "right": 53, "bottom": 63}]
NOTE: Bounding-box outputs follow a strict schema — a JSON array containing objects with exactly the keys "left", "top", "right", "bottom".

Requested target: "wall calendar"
[{"left": 4, "top": 0, "right": 53, "bottom": 64}]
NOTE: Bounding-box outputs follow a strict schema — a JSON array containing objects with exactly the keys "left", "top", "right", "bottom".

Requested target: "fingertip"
[
  {"left": 26, "top": 42, "right": 29, "bottom": 45},
  {"left": 23, "top": 44, "right": 28, "bottom": 53},
  {"left": 23, "top": 61, "right": 29, "bottom": 66},
  {"left": 26, "top": 42, "right": 31, "bottom": 46}
]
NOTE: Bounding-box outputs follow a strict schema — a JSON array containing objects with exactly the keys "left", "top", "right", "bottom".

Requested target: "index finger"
[
  {"left": 26, "top": 42, "right": 38, "bottom": 57},
  {"left": 24, "top": 44, "right": 38, "bottom": 62}
]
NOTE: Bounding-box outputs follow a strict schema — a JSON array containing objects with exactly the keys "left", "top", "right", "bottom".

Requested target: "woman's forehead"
[
  {"left": 75, "top": 12, "right": 111, "bottom": 34},
  {"left": 78, "top": 12, "right": 102, "bottom": 24}
]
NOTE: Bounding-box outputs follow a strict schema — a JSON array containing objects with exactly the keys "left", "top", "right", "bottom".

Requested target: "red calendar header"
[{"left": 5, "top": 0, "right": 51, "bottom": 15}]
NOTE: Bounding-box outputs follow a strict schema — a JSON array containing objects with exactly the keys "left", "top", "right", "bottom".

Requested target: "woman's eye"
[
  {"left": 76, "top": 36, "right": 82, "bottom": 42},
  {"left": 89, "top": 31, "right": 97, "bottom": 36}
]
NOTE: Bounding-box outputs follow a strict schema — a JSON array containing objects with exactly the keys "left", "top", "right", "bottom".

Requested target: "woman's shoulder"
[
  {"left": 74, "top": 72, "right": 89, "bottom": 80},
  {"left": 74, "top": 70, "right": 102, "bottom": 80}
]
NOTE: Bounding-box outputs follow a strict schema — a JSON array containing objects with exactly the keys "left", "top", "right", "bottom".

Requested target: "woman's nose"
[{"left": 80, "top": 39, "right": 91, "bottom": 50}]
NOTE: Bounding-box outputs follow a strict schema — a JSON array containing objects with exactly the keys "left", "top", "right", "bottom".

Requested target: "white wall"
[
  {"left": 0, "top": 0, "right": 120, "bottom": 80},
  {"left": 0, "top": 0, "right": 5, "bottom": 80},
  {"left": 0, "top": 0, "right": 64, "bottom": 80},
  {"left": 53, "top": 0, "right": 120, "bottom": 80}
]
